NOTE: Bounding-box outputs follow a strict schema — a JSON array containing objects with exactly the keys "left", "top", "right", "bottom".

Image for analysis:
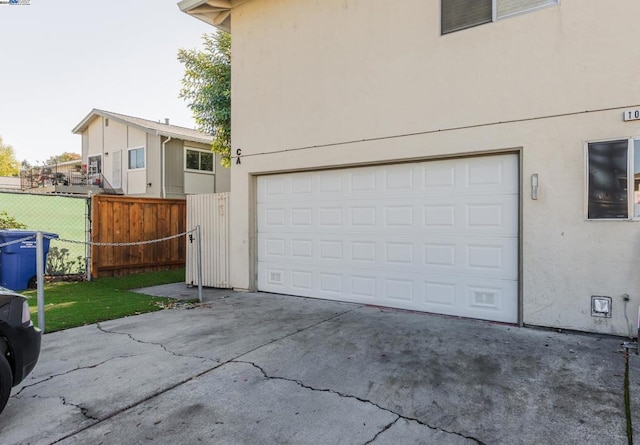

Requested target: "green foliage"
[
  {"left": 47, "top": 246, "right": 86, "bottom": 275},
  {"left": 0, "top": 136, "right": 19, "bottom": 176},
  {"left": 0, "top": 210, "right": 26, "bottom": 229},
  {"left": 45, "top": 152, "right": 81, "bottom": 165},
  {"left": 23, "top": 269, "right": 185, "bottom": 333},
  {"left": 178, "top": 31, "right": 231, "bottom": 167}
]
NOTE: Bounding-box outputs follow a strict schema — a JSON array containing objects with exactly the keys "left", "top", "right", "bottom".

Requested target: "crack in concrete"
[
  {"left": 96, "top": 323, "right": 219, "bottom": 365},
  {"left": 49, "top": 309, "right": 356, "bottom": 444},
  {"left": 235, "top": 360, "right": 486, "bottom": 445},
  {"left": 364, "top": 416, "right": 400, "bottom": 444},
  {"left": 32, "top": 395, "right": 99, "bottom": 421},
  {"left": 12, "top": 354, "right": 138, "bottom": 398}
]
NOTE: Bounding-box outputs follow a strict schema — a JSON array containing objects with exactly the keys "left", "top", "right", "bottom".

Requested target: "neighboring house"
[
  {"left": 0, "top": 176, "right": 21, "bottom": 191},
  {"left": 20, "top": 159, "right": 86, "bottom": 194},
  {"left": 180, "top": 1, "right": 640, "bottom": 336},
  {"left": 72, "top": 109, "right": 230, "bottom": 198}
]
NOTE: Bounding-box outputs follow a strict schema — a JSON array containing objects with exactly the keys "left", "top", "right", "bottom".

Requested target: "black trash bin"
[{"left": 0, "top": 230, "right": 59, "bottom": 291}]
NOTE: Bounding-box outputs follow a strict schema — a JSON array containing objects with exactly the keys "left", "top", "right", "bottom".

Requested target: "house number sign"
[{"left": 624, "top": 109, "right": 640, "bottom": 122}]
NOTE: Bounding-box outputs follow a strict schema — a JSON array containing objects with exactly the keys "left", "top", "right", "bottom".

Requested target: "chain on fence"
[{"left": 1, "top": 191, "right": 203, "bottom": 286}]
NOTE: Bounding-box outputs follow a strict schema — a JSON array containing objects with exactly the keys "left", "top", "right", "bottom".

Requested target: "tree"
[
  {"left": 178, "top": 31, "right": 231, "bottom": 167},
  {"left": 0, "top": 136, "right": 19, "bottom": 176},
  {"left": 45, "top": 152, "right": 81, "bottom": 165}
]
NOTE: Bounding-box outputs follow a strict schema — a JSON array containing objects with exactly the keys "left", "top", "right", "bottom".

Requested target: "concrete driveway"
[{"left": 0, "top": 285, "right": 638, "bottom": 444}]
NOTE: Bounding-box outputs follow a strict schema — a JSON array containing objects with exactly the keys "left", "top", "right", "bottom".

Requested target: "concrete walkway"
[{"left": 0, "top": 284, "right": 638, "bottom": 444}]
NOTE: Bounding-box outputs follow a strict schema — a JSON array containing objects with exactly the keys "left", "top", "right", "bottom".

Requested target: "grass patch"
[{"left": 22, "top": 269, "right": 186, "bottom": 333}]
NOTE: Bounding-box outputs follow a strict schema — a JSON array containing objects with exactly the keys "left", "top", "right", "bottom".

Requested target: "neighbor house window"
[
  {"left": 128, "top": 147, "right": 145, "bottom": 170},
  {"left": 587, "top": 138, "right": 640, "bottom": 220},
  {"left": 185, "top": 147, "right": 214, "bottom": 173},
  {"left": 441, "top": 0, "right": 558, "bottom": 34}
]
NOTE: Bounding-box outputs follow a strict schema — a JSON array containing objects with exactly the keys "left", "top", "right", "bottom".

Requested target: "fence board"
[{"left": 91, "top": 195, "right": 187, "bottom": 278}]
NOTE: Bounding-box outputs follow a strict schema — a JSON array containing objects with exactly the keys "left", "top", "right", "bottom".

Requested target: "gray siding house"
[{"left": 73, "top": 109, "right": 229, "bottom": 198}]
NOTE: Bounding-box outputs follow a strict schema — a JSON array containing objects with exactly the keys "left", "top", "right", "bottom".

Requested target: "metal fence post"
[
  {"left": 196, "top": 225, "right": 203, "bottom": 303},
  {"left": 86, "top": 193, "right": 92, "bottom": 282},
  {"left": 36, "top": 231, "right": 45, "bottom": 333}
]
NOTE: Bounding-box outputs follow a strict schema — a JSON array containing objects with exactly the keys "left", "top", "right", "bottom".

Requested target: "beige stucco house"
[
  {"left": 180, "top": 0, "right": 640, "bottom": 336},
  {"left": 72, "top": 109, "right": 230, "bottom": 198}
]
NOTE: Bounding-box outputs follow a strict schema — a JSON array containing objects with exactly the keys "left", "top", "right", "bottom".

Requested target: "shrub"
[
  {"left": 47, "top": 246, "right": 86, "bottom": 275},
  {"left": 0, "top": 211, "right": 26, "bottom": 229}
]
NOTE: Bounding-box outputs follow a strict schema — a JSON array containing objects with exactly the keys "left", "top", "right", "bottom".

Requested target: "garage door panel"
[
  {"left": 258, "top": 262, "right": 517, "bottom": 323},
  {"left": 257, "top": 154, "right": 519, "bottom": 323},
  {"left": 259, "top": 196, "right": 517, "bottom": 236},
  {"left": 259, "top": 156, "right": 517, "bottom": 204},
  {"left": 259, "top": 233, "right": 517, "bottom": 280}
]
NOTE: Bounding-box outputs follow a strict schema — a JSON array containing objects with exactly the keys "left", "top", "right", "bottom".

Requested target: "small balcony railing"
[{"left": 20, "top": 164, "right": 121, "bottom": 195}]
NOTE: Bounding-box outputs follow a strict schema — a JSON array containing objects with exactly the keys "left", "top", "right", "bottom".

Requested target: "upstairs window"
[
  {"left": 185, "top": 147, "right": 214, "bottom": 173},
  {"left": 128, "top": 147, "right": 145, "bottom": 170},
  {"left": 587, "top": 139, "right": 640, "bottom": 220},
  {"left": 442, "top": 0, "right": 558, "bottom": 34}
]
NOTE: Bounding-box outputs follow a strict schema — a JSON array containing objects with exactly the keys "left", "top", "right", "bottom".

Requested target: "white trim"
[
  {"left": 127, "top": 146, "right": 146, "bottom": 171},
  {"left": 442, "top": 0, "right": 560, "bottom": 35},
  {"left": 184, "top": 146, "right": 215, "bottom": 175},
  {"left": 584, "top": 137, "right": 637, "bottom": 221},
  {"left": 495, "top": 0, "right": 559, "bottom": 21}
]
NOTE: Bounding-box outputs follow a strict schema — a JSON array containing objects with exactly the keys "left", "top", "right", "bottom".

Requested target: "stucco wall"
[{"left": 228, "top": 0, "right": 640, "bottom": 335}]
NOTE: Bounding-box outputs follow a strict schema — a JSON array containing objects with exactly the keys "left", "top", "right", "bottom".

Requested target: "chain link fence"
[
  {"left": 1, "top": 191, "right": 197, "bottom": 287},
  {"left": 0, "top": 191, "right": 89, "bottom": 277}
]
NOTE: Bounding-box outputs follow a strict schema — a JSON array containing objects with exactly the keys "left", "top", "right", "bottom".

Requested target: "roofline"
[
  {"left": 178, "top": 0, "right": 250, "bottom": 33},
  {"left": 72, "top": 109, "right": 213, "bottom": 145}
]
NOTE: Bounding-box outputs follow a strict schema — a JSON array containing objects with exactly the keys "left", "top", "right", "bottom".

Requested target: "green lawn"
[{"left": 22, "top": 269, "right": 186, "bottom": 333}]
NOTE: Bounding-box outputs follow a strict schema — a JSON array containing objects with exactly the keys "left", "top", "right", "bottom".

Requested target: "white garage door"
[{"left": 257, "top": 154, "right": 519, "bottom": 323}]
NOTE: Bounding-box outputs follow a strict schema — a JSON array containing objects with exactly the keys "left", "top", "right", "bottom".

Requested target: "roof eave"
[
  {"left": 72, "top": 109, "right": 213, "bottom": 145},
  {"left": 72, "top": 108, "right": 101, "bottom": 134},
  {"left": 157, "top": 131, "right": 213, "bottom": 145},
  {"left": 178, "top": 0, "right": 243, "bottom": 33}
]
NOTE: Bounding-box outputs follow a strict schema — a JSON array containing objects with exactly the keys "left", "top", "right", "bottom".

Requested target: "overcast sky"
[{"left": 0, "top": 0, "right": 213, "bottom": 165}]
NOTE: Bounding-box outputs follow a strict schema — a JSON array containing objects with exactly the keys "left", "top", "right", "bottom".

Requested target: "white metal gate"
[{"left": 186, "top": 193, "right": 231, "bottom": 288}]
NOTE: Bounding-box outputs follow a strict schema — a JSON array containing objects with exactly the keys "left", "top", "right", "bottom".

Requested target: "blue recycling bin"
[{"left": 0, "top": 230, "right": 59, "bottom": 291}]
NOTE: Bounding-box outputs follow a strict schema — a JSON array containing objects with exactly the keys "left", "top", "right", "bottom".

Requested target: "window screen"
[
  {"left": 497, "top": 0, "right": 557, "bottom": 19},
  {"left": 185, "top": 148, "right": 214, "bottom": 172},
  {"left": 128, "top": 148, "right": 145, "bottom": 169},
  {"left": 186, "top": 150, "right": 200, "bottom": 170},
  {"left": 588, "top": 140, "right": 628, "bottom": 219},
  {"left": 442, "top": 0, "right": 492, "bottom": 34}
]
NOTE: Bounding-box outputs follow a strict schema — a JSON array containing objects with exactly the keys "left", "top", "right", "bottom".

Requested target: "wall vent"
[{"left": 591, "top": 296, "right": 612, "bottom": 318}]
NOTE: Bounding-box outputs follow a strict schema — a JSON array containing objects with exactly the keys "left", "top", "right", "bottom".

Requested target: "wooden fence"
[{"left": 90, "top": 195, "right": 187, "bottom": 278}]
